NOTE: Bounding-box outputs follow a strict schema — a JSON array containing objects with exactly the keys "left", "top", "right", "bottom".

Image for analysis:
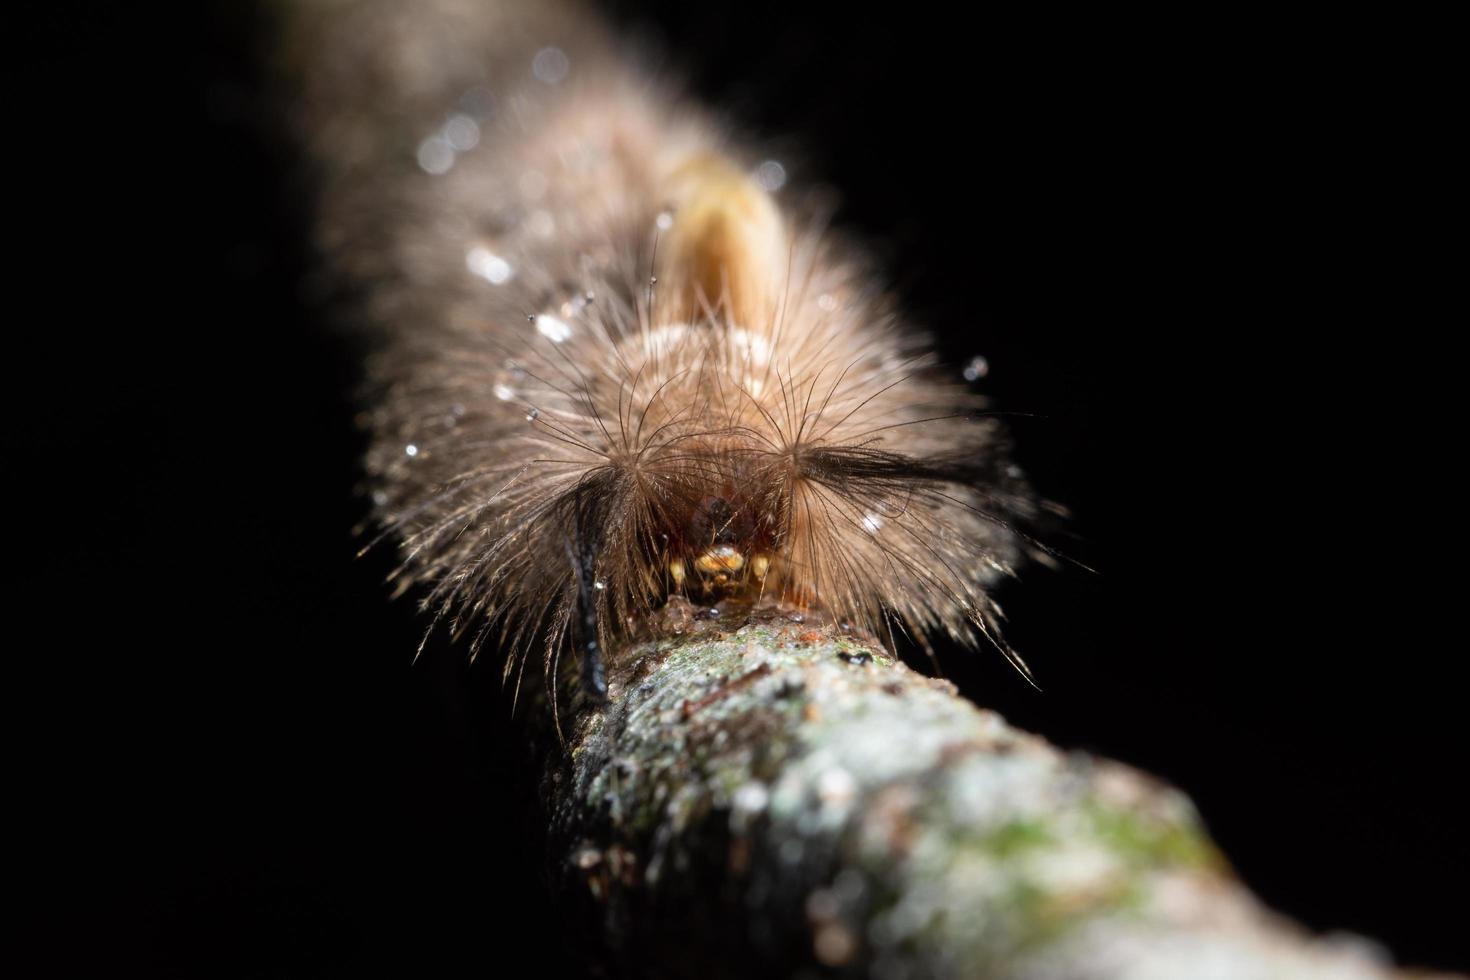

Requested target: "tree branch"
[{"left": 545, "top": 601, "right": 1457, "bottom": 979}]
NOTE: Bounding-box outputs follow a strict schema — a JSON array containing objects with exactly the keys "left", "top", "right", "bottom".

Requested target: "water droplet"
[
  {"left": 371, "top": 490, "right": 389, "bottom": 506},
  {"left": 404, "top": 443, "right": 419, "bottom": 457},
  {"left": 443, "top": 114, "right": 480, "bottom": 151},
  {"left": 416, "top": 137, "right": 454, "bottom": 175},
  {"left": 560, "top": 293, "right": 590, "bottom": 318},
  {"left": 466, "top": 246, "right": 512, "bottom": 284},
  {"left": 754, "top": 159, "right": 787, "bottom": 192},
  {"left": 963, "top": 355, "right": 989, "bottom": 382},
  {"left": 525, "top": 408, "right": 541, "bottom": 422},
  {"left": 817, "top": 293, "right": 838, "bottom": 312},
  {"left": 861, "top": 513, "right": 883, "bottom": 534},
  {"left": 535, "top": 314, "right": 572, "bottom": 343},
  {"left": 532, "top": 46, "right": 569, "bottom": 85},
  {"left": 655, "top": 211, "right": 674, "bottom": 231},
  {"left": 493, "top": 384, "right": 515, "bottom": 400},
  {"left": 594, "top": 580, "right": 606, "bottom": 590}
]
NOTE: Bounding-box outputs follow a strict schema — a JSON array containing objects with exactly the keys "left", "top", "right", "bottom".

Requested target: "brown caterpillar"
[{"left": 293, "top": 0, "right": 1051, "bottom": 712}]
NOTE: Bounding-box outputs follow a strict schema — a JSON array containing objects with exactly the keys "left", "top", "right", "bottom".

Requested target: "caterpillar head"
[{"left": 367, "top": 126, "right": 1046, "bottom": 699}]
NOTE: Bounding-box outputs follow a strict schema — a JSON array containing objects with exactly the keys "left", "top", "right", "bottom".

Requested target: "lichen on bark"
[{"left": 543, "top": 601, "right": 1458, "bottom": 980}]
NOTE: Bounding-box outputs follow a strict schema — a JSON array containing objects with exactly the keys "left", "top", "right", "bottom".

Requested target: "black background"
[{"left": 11, "top": 1, "right": 1461, "bottom": 976}]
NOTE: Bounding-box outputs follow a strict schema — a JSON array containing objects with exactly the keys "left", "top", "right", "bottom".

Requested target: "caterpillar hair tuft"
[{"left": 294, "top": 0, "right": 1057, "bottom": 713}]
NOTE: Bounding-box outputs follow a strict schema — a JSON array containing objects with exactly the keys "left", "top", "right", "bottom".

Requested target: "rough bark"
[{"left": 544, "top": 601, "right": 1456, "bottom": 979}]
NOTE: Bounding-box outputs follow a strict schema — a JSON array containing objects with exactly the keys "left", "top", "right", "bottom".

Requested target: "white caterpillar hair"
[{"left": 291, "top": 0, "right": 1052, "bottom": 707}]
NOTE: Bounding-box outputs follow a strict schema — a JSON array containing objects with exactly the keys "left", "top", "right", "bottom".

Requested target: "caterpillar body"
[{"left": 295, "top": 0, "right": 1048, "bottom": 709}]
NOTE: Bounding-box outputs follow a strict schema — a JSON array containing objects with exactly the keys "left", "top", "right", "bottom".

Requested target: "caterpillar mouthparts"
[{"left": 298, "top": 0, "right": 1051, "bottom": 710}]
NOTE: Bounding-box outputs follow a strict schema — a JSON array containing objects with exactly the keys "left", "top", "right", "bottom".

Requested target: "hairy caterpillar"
[{"left": 294, "top": 0, "right": 1052, "bottom": 713}]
